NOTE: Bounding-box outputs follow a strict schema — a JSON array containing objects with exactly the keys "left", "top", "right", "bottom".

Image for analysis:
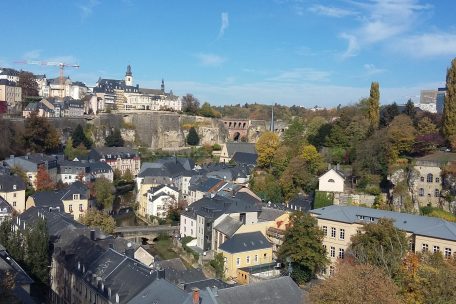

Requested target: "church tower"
[
  {"left": 125, "top": 65, "right": 133, "bottom": 86},
  {"left": 161, "top": 79, "right": 165, "bottom": 93}
]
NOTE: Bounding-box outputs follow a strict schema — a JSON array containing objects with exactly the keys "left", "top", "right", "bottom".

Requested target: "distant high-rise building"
[
  {"left": 419, "top": 89, "right": 438, "bottom": 113},
  {"left": 436, "top": 87, "right": 447, "bottom": 114}
]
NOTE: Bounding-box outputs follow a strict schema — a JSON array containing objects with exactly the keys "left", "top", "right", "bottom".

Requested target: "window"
[
  {"left": 79, "top": 204, "right": 83, "bottom": 212},
  {"left": 13, "top": 193, "right": 16, "bottom": 198},
  {"left": 254, "top": 255, "right": 258, "bottom": 263},
  {"left": 329, "top": 266, "right": 335, "bottom": 276},
  {"left": 236, "top": 258, "right": 240, "bottom": 266},
  {"left": 420, "top": 176, "right": 424, "bottom": 182},
  {"left": 433, "top": 246, "right": 440, "bottom": 253},
  {"left": 69, "top": 205, "right": 73, "bottom": 212},
  {"left": 436, "top": 177, "right": 440, "bottom": 183},
  {"left": 427, "top": 173, "right": 433, "bottom": 183},
  {"left": 73, "top": 194, "right": 80, "bottom": 200},
  {"left": 422, "top": 243, "right": 429, "bottom": 252},
  {"left": 322, "top": 226, "right": 327, "bottom": 236},
  {"left": 330, "top": 246, "right": 335, "bottom": 257},
  {"left": 445, "top": 248, "right": 452, "bottom": 258},
  {"left": 369, "top": 217, "right": 375, "bottom": 222},
  {"left": 331, "top": 227, "right": 336, "bottom": 238},
  {"left": 328, "top": 179, "right": 335, "bottom": 183},
  {"left": 246, "top": 256, "right": 250, "bottom": 264},
  {"left": 435, "top": 189, "right": 440, "bottom": 197},
  {"left": 13, "top": 202, "right": 16, "bottom": 207},
  {"left": 339, "top": 248, "right": 345, "bottom": 259},
  {"left": 339, "top": 229, "right": 345, "bottom": 240},
  {"left": 323, "top": 245, "right": 327, "bottom": 252},
  {"left": 13, "top": 185, "right": 16, "bottom": 190},
  {"left": 409, "top": 240, "right": 415, "bottom": 252},
  {"left": 419, "top": 188, "right": 424, "bottom": 197}
]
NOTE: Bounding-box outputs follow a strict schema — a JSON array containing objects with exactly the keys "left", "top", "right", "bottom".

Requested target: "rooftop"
[{"left": 218, "top": 232, "right": 271, "bottom": 254}]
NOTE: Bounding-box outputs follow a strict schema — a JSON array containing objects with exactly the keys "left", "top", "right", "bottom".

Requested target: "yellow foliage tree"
[{"left": 256, "top": 131, "right": 280, "bottom": 168}]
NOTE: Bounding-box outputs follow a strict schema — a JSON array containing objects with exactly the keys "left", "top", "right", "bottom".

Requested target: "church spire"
[
  {"left": 161, "top": 79, "right": 165, "bottom": 93},
  {"left": 125, "top": 65, "right": 132, "bottom": 76}
]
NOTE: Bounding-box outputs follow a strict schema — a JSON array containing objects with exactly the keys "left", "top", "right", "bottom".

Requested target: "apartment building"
[
  {"left": 310, "top": 205, "right": 456, "bottom": 276},
  {"left": 4, "top": 154, "right": 58, "bottom": 189},
  {"left": 89, "top": 147, "right": 141, "bottom": 176},
  {"left": 0, "top": 175, "right": 26, "bottom": 213}
]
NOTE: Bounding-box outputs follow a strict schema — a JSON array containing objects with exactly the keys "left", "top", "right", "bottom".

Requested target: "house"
[
  {"left": 0, "top": 79, "right": 21, "bottom": 112},
  {"left": 204, "top": 163, "right": 252, "bottom": 186},
  {"left": 412, "top": 152, "right": 456, "bottom": 207},
  {"left": 180, "top": 193, "right": 262, "bottom": 251},
  {"left": 146, "top": 185, "right": 179, "bottom": 219},
  {"left": 310, "top": 205, "right": 456, "bottom": 276},
  {"left": 26, "top": 181, "right": 90, "bottom": 220},
  {"left": 89, "top": 147, "right": 141, "bottom": 176},
  {"left": 58, "top": 160, "right": 113, "bottom": 184},
  {"left": 0, "top": 67, "right": 20, "bottom": 83},
  {"left": 0, "top": 174, "right": 27, "bottom": 213},
  {"left": 188, "top": 177, "right": 226, "bottom": 205},
  {"left": 236, "top": 262, "right": 281, "bottom": 285},
  {"left": 0, "top": 197, "right": 13, "bottom": 223},
  {"left": 63, "top": 99, "right": 85, "bottom": 117},
  {"left": 217, "top": 231, "right": 273, "bottom": 279},
  {"left": 4, "top": 154, "right": 58, "bottom": 189},
  {"left": 318, "top": 168, "right": 345, "bottom": 193},
  {"left": 231, "top": 152, "right": 258, "bottom": 166},
  {"left": 220, "top": 143, "right": 257, "bottom": 163}
]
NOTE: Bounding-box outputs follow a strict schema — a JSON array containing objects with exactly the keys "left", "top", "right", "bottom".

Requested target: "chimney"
[
  {"left": 212, "top": 286, "right": 218, "bottom": 296},
  {"left": 157, "top": 268, "right": 165, "bottom": 279},
  {"left": 90, "top": 230, "right": 96, "bottom": 241},
  {"left": 125, "top": 242, "right": 134, "bottom": 258},
  {"left": 192, "top": 288, "right": 200, "bottom": 304}
]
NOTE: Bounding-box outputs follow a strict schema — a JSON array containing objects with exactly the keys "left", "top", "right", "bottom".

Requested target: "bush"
[
  {"left": 421, "top": 206, "right": 456, "bottom": 222},
  {"left": 212, "top": 143, "right": 222, "bottom": 151},
  {"left": 314, "top": 191, "right": 333, "bottom": 209}
]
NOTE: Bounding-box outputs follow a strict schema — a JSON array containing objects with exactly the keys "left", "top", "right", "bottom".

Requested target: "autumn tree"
[
  {"left": 301, "top": 144, "right": 325, "bottom": 174},
  {"left": 404, "top": 99, "right": 416, "bottom": 118},
  {"left": 279, "top": 212, "right": 328, "bottom": 284},
  {"left": 368, "top": 82, "right": 380, "bottom": 129},
  {"left": 199, "top": 102, "right": 221, "bottom": 118},
  {"left": 23, "top": 112, "right": 60, "bottom": 153},
  {"left": 18, "top": 71, "right": 38, "bottom": 99},
  {"left": 279, "top": 156, "right": 316, "bottom": 200},
  {"left": 182, "top": 94, "right": 200, "bottom": 115},
  {"left": 417, "top": 116, "right": 438, "bottom": 135},
  {"left": 349, "top": 218, "right": 408, "bottom": 279},
  {"left": 386, "top": 114, "right": 416, "bottom": 161},
  {"left": 283, "top": 118, "right": 306, "bottom": 152},
  {"left": 186, "top": 127, "right": 200, "bottom": 146},
  {"left": 256, "top": 131, "right": 280, "bottom": 168},
  {"left": 380, "top": 102, "right": 400, "bottom": 127},
  {"left": 0, "top": 119, "right": 24, "bottom": 160},
  {"left": 309, "top": 262, "right": 402, "bottom": 304},
  {"left": 249, "top": 172, "right": 283, "bottom": 203},
  {"left": 34, "top": 166, "right": 55, "bottom": 191},
  {"left": 80, "top": 209, "right": 116, "bottom": 234},
  {"left": 443, "top": 58, "right": 456, "bottom": 139},
  {"left": 105, "top": 128, "right": 124, "bottom": 147},
  {"left": 94, "top": 177, "right": 115, "bottom": 210}
]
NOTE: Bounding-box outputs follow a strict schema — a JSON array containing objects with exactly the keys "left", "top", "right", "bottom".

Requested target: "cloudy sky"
[{"left": 2, "top": 0, "right": 456, "bottom": 107}]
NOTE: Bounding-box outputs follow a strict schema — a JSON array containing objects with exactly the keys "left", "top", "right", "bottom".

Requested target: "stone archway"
[{"left": 233, "top": 132, "right": 241, "bottom": 141}]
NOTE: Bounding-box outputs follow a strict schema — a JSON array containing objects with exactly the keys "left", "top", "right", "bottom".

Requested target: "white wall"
[{"left": 319, "top": 169, "right": 344, "bottom": 193}]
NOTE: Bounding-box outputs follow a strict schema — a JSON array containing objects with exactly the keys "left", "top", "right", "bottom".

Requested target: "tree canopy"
[
  {"left": 94, "top": 177, "right": 115, "bottom": 209},
  {"left": 256, "top": 131, "right": 280, "bottom": 168},
  {"left": 72, "top": 124, "right": 92, "bottom": 149},
  {"left": 368, "top": 82, "right": 380, "bottom": 130},
  {"left": 23, "top": 113, "right": 60, "bottom": 153},
  {"left": 18, "top": 71, "right": 38, "bottom": 99},
  {"left": 81, "top": 209, "right": 116, "bottom": 234},
  {"left": 443, "top": 58, "right": 456, "bottom": 139},
  {"left": 182, "top": 94, "right": 200, "bottom": 115},
  {"left": 105, "top": 128, "right": 124, "bottom": 147},
  {"left": 186, "top": 127, "right": 200, "bottom": 146},
  {"left": 278, "top": 212, "right": 328, "bottom": 283}
]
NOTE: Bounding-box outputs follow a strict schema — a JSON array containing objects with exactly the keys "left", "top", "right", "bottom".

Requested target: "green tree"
[
  {"left": 279, "top": 212, "right": 329, "bottom": 284},
  {"left": 280, "top": 156, "right": 317, "bottom": 200},
  {"left": 94, "top": 177, "right": 115, "bottom": 209},
  {"left": 443, "top": 58, "right": 456, "bottom": 139},
  {"left": 417, "top": 117, "right": 438, "bottom": 136},
  {"left": 301, "top": 144, "right": 325, "bottom": 174},
  {"left": 18, "top": 71, "right": 38, "bottom": 99},
  {"left": 105, "top": 128, "right": 124, "bottom": 147},
  {"left": 250, "top": 172, "right": 283, "bottom": 204},
  {"left": 210, "top": 253, "right": 225, "bottom": 279},
  {"left": 25, "top": 218, "right": 49, "bottom": 284},
  {"left": 387, "top": 114, "right": 416, "bottom": 160},
  {"left": 283, "top": 118, "right": 306, "bottom": 152},
  {"left": 349, "top": 218, "right": 408, "bottom": 279},
  {"left": 404, "top": 99, "right": 416, "bottom": 118},
  {"left": 23, "top": 112, "right": 60, "bottom": 153},
  {"left": 186, "top": 127, "right": 200, "bottom": 146},
  {"left": 64, "top": 138, "right": 89, "bottom": 160},
  {"left": 72, "top": 124, "right": 92, "bottom": 149},
  {"left": 80, "top": 209, "right": 116, "bottom": 234},
  {"left": 122, "top": 169, "right": 134, "bottom": 182},
  {"left": 309, "top": 262, "right": 402, "bottom": 304},
  {"left": 380, "top": 102, "right": 400, "bottom": 127},
  {"left": 368, "top": 82, "right": 380, "bottom": 129},
  {"left": 271, "top": 145, "right": 292, "bottom": 177},
  {"left": 182, "top": 94, "right": 200, "bottom": 115},
  {"left": 256, "top": 131, "right": 280, "bottom": 168},
  {"left": 199, "top": 102, "right": 221, "bottom": 118}
]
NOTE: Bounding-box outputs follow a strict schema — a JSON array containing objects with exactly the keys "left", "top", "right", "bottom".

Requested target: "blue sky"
[{"left": 2, "top": 0, "right": 456, "bottom": 107}]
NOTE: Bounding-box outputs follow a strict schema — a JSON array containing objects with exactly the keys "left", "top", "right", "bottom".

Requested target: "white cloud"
[
  {"left": 79, "top": 0, "right": 100, "bottom": 20},
  {"left": 308, "top": 5, "right": 357, "bottom": 18},
  {"left": 340, "top": 33, "right": 360, "bottom": 59},
  {"left": 218, "top": 12, "right": 229, "bottom": 39},
  {"left": 394, "top": 32, "right": 456, "bottom": 57},
  {"left": 269, "top": 68, "right": 331, "bottom": 82},
  {"left": 363, "top": 64, "right": 386, "bottom": 75},
  {"left": 196, "top": 53, "right": 226, "bottom": 67}
]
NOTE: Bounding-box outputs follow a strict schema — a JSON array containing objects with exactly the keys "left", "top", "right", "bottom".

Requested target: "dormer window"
[
  {"left": 116, "top": 293, "right": 120, "bottom": 303},
  {"left": 12, "top": 185, "right": 16, "bottom": 190},
  {"left": 73, "top": 194, "right": 80, "bottom": 200}
]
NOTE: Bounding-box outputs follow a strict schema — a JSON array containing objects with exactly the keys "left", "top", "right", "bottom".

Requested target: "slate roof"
[
  {"left": 0, "top": 79, "right": 17, "bottom": 86},
  {"left": 4, "top": 154, "right": 58, "bottom": 171},
  {"left": 128, "top": 278, "right": 188, "bottom": 304},
  {"left": 183, "top": 278, "right": 230, "bottom": 292},
  {"left": 138, "top": 160, "right": 190, "bottom": 178},
  {"left": 225, "top": 143, "right": 257, "bottom": 157},
  {"left": 286, "top": 194, "right": 313, "bottom": 212},
  {"left": 218, "top": 232, "right": 271, "bottom": 254},
  {"left": 311, "top": 205, "right": 456, "bottom": 241},
  {"left": 164, "top": 267, "right": 207, "bottom": 286},
  {"left": 258, "top": 207, "right": 286, "bottom": 222},
  {"left": 0, "top": 68, "right": 19, "bottom": 77},
  {"left": 154, "top": 258, "right": 187, "bottom": 272},
  {"left": 30, "top": 181, "right": 88, "bottom": 210},
  {"left": 215, "top": 276, "right": 304, "bottom": 304},
  {"left": 318, "top": 168, "right": 345, "bottom": 180},
  {"left": 213, "top": 216, "right": 243, "bottom": 237},
  {"left": 0, "top": 174, "right": 26, "bottom": 192},
  {"left": 231, "top": 152, "right": 258, "bottom": 166},
  {"left": 0, "top": 246, "right": 34, "bottom": 286},
  {"left": 0, "top": 196, "right": 12, "bottom": 214},
  {"left": 190, "top": 177, "right": 225, "bottom": 192}
]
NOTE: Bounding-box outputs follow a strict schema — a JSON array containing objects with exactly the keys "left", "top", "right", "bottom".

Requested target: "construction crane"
[{"left": 15, "top": 60, "right": 80, "bottom": 98}]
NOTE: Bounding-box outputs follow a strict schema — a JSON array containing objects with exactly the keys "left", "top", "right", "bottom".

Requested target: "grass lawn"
[{"left": 153, "top": 237, "right": 179, "bottom": 260}]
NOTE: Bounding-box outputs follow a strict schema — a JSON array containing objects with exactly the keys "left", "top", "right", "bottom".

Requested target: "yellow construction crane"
[{"left": 16, "top": 60, "right": 80, "bottom": 98}]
